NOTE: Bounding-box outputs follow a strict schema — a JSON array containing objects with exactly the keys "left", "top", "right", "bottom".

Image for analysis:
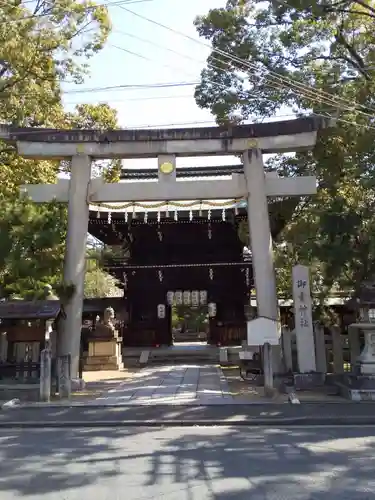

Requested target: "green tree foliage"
[
  {"left": 0, "top": 102, "right": 122, "bottom": 299},
  {"left": 195, "top": 0, "right": 375, "bottom": 297},
  {"left": 171, "top": 305, "right": 208, "bottom": 332},
  {"left": 0, "top": 0, "right": 116, "bottom": 299},
  {"left": 0, "top": 0, "right": 111, "bottom": 100},
  {"left": 0, "top": 195, "right": 67, "bottom": 298},
  {"left": 85, "top": 256, "right": 123, "bottom": 298},
  {"left": 65, "top": 103, "right": 122, "bottom": 182},
  {"left": 0, "top": 0, "right": 112, "bottom": 196}
]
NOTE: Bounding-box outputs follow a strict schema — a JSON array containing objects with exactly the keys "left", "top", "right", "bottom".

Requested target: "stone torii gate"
[{"left": 0, "top": 117, "right": 330, "bottom": 390}]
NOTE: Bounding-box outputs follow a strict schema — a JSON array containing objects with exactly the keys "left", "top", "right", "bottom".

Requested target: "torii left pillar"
[{"left": 60, "top": 154, "right": 91, "bottom": 378}]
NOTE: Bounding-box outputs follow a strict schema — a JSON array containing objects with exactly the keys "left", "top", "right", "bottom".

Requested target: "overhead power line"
[
  {"left": 3, "top": 0, "right": 374, "bottom": 124},
  {"left": 64, "top": 94, "right": 194, "bottom": 104},
  {"left": 108, "top": 43, "right": 200, "bottom": 82},
  {"left": 117, "top": 4, "right": 375, "bottom": 121},
  {"left": 109, "top": 29, "right": 370, "bottom": 126},
  {"left": 2, "top": 1, "right": 373, "bottom": 132},
  {"left": 0, "top": 0, "right": 156, "bottom": 22},
  {"left": 64, "top": 81, "right": 198, "bottom": 95},
  {"left": 2, "top": 25, "right": 373, "bottom": 134}
]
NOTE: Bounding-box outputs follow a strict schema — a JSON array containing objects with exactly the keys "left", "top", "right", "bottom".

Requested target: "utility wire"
[
  {"left": 2, "top": 5, "right": 375, "bottom": 132},
  {"left": 0, "top": 0, "right": 156, "bottom": 22},
  {"left": 3, "top": 0, "right": 345, "bottom": 112},
  {"left": 109, "top": 31, "right": 375, "bottom": 128},
  {"left": 111, "top": 29, "right": 348, "bottom": 112},
  {"left": 2, "top": 4, "right": 364, "bottom": 120},
  {"left": 64, "top": 81, "right": 198, "bottom": 95},
  {"left": 0, "top": 80, "right": 199, "bottom": 98},
  {"left": 4, "top": 32, "right": 374, "bottom": 133},
  {"left": 65, "top": 35, "right": 351, "bottom": 117},
  {"left": 3, "top": 0, "right": 375, "bottom": 122},
  {"left": 108, "top": 43, "right": 201, "bottom": 82},
  {"left": 117, "top": 5, "right": 375, "bottom": 120},
  {"left": 64, "top": 94, "right": 194, "bottom": 104}
]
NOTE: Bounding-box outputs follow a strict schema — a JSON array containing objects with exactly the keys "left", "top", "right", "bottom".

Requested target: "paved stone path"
[{"left": 94, "top": 365, "right": 232, "bottom": 405}]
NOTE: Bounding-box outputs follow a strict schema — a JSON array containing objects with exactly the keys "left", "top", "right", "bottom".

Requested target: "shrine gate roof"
[
  {"left": 0, "top": 116, "right": 330, "bottom": 143},
  {"left": 0, "top": 300, "right": 62, "bottom": 320}
]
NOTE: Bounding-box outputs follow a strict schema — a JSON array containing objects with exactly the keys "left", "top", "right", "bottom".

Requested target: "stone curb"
[
  {"left": 1, "top": 416, "right": 375, "bottom": 428},
  {"left": 1, "top": 400, "right": 367, "bottom": 410},
  {"left": 3, "top": 401, "right": 290, "bottom": 410}
]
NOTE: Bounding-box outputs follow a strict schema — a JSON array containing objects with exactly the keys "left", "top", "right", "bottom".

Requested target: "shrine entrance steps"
[{"left": 122, "top": 342, "right": 244, "bottom": 367}]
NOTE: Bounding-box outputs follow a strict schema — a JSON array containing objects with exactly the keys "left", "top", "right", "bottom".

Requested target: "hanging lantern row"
[
  {"left": 157, "top": 304, "right": 166, "bottom": 319},
  {"left": 183, "top": 290, "right": 191, "bottom": 305},
  {"left": 167, "top": 290, "right": 208, "bottom": 306},
  {"left": 208, "top": 302, "right": 217, "bottom": 318},
  {"left": 175, "top": 291, "right": 183, "bottom": 305},
  {"left": 191, "top": 290, "right": 200, "bottom": 307}
]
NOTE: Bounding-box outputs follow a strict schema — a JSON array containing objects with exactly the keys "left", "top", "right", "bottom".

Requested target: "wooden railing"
[
  {"left": 281, "top": 325, "right": 358, "bottom": 374},
  {"left": 0, "top": 361, "right": 40, "bottom": 381}
]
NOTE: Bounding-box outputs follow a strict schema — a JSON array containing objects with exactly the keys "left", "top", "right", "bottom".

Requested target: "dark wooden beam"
[
  {"left": 5, "top": 116, "right": 330, "bottom": 143},
  {"left": 120, "top": 165, "right": 243, "bottom": 180}
]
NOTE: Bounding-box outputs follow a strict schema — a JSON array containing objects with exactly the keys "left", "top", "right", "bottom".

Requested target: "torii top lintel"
[{"left": 0, "top": 116, "right": 332, "bottom": 159}]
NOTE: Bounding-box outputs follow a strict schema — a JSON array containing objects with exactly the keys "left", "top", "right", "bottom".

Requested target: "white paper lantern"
[
  {"left": 208, "top": 302, "right": 216, "bottom": 317},
  {"left": 166, "top": 291, "right": 174, "bottom": 305},
  {"left": 183, "top": 290, "right": 191, "bottom": 305},
  {"left": 191, "top": 290, "right": 199, "bottom": 307},
  {"left": 157, "top": 304, "right": 166, "bottom": 319},
  {"left": 175, "top": 290, "right": 183, "bottom": 305},
  {"left": 199, "top": 290, "right": 208, "bottom": 305}
]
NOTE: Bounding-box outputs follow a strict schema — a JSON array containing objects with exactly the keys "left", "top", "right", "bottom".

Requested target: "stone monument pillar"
[
  {"left": 44, "top": 285, "right": 59, "bottom": 356},
  {"left": 292, "top": 265, "right": 316, "bottom": 373},
  {"left": 0, "top": 331, "right": 8, "bottom": 362},
  {"left": 40, "top": 348, "right": 52, "bottom": 402}
]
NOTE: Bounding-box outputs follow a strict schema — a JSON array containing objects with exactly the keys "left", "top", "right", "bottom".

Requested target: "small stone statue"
[
  {"left": 92, "top": 307, "right": 116, "bottom": 339},
  {"left": 44, "top": 284, "right": 59, "bottom": 301}
]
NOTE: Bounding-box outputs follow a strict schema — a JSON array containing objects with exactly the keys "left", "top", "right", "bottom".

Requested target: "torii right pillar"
[{"left": 243, "top": 147, "right": 284, "bottom": 394}]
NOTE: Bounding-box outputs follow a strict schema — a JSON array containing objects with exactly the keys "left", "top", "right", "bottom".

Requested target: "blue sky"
[{"left": 62, "top": 0, "right": 243, "bottom": 170}]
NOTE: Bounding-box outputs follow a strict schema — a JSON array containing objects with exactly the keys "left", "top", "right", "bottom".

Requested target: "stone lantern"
[{"left": 348, "top": 281, "right": 375, "bottom": 376}]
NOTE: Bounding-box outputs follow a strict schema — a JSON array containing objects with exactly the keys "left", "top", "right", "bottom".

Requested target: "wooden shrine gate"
[{"left": 88, "top": 207, "right": 253, "bottom": 347}]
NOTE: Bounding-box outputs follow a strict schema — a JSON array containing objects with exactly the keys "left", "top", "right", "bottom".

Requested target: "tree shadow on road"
[
  {"left": 135, "top": 426, "right": 375, "bottom": 499},
  {"left": 0, "top": 426, "right": 149, "bottom": 497},
  {"left": 160, "top": 426, "right": 375, "bottom": 499},
  {"left": 0, "top": 423, "right": 374, "bottom": 499}
]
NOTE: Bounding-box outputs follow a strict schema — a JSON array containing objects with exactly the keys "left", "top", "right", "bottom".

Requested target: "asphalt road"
[
  {"left": 0, "top": 425, "right": 374, "bottom": 499},
  {"left": 3, "top": 402, "right": 375, "bottom": 427}
]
